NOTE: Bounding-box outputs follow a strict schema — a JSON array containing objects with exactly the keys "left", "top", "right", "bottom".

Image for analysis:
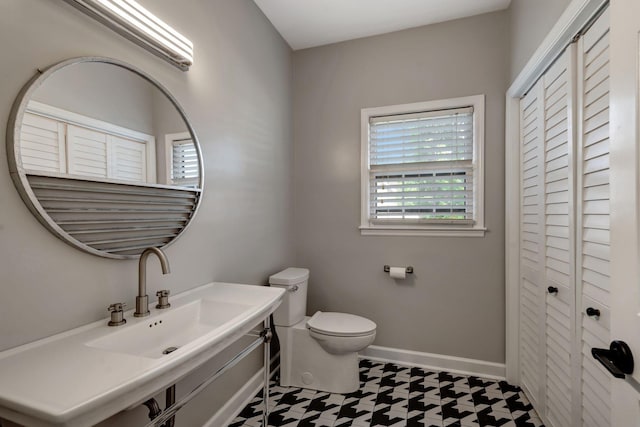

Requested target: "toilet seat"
[{"left": 306, "top": 311, "right": 376, "bottom": 337}]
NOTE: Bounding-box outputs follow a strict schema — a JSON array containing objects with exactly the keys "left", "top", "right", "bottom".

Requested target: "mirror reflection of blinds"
[
  {"left": 21, "top": 111, "right": 152, "bottom": 184},
  {"left": 67, "top": 124, "right": 109, "bottom": 179},
  {"left": 171, "top": 138, "right": 198, "bottom": 186},
  {"left": 368, "top": 107, "right": 474, "bottom": 223},
  {"left": 67, "top": 124, "right": 148, "bottom": 183},
  {"left": 20, "top": 113, "right": 66, "bottom": 174},
  {"left": 112, "top": 136, "right": 147, "bottom": 183}
]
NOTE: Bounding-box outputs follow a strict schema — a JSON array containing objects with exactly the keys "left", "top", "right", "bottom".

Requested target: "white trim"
[
  {"left": 360, "top": 345, "right": 506, "bottom": 380},
  {"left": 508, "top": 0, "right": 608, "bottom": 98},
  {"left": 204, "top": 368, "right": 265, "bottom": 427},
  {"left": 504, "top": 95, "right": 521, "bottom": 385},
  {"left": 360, "top": 95, "right": 485, "bottom": 236},
  {"left": 359, "top": 226, "right": 486, "bottom": 237},
  {"left": 27, "top": 100, "right": 154, "bottom": 142},
  {"left": 204, "top": 352, "right": 280, "bottom": 427},
  {"left": 504, "top": 0, "right": 607, "bottom": 383}
]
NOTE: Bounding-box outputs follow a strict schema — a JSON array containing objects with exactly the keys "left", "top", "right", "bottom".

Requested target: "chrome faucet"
[{"left": 134, "top": 247, "right": 171, "bottom": 317}]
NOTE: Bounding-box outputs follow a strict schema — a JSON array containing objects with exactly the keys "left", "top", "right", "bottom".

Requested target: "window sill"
[{"left": 359, "top": 225, "right": 487, "bottom": 237}]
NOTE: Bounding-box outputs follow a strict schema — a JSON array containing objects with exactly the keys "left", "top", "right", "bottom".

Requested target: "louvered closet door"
[
  {"left": 519, "top": 80, "right": 546, "bottom": 408},
  {"left": 542, "top": 49, "right": 576, "bottom": 427},
  {"left": 517, "top": 7, "right": 613, "bottom": 427},
  {"left": 577, "top": 9, "right": 612, "bottom": 427}
]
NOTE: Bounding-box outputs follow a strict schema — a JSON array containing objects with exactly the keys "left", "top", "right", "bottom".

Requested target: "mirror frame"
[{"left": 6, "top": 57, "right": 204, "bottom": 259}]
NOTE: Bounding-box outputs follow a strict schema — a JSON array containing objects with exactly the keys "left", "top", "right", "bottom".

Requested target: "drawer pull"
[
  {"left": 586, "top": 307, "right": 601, "bottom": 318},
  {"left": 547, "top": 286, "right": 558, "bottom": 295}
]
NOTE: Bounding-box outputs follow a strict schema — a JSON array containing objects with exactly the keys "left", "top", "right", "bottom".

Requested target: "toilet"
[{"left": 269, "top": 267, "right": 376, "bottom": 394}]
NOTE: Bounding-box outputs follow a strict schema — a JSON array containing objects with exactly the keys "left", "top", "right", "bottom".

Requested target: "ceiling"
[{"left": 253, "top": 0, "right": 512, "bottom": 50}]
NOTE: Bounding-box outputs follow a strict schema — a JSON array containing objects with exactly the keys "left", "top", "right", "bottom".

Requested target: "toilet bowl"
[
  {"left": 306, "top": 311, "right": 376, "bottom": 354},
  {"left": 269, "top": 268, "right": 376, "bottom": 394}
]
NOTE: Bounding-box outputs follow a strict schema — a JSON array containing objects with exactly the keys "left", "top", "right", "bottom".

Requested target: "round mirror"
[{"left": 7, "top": 57, "right": 203, "bottom": 259}]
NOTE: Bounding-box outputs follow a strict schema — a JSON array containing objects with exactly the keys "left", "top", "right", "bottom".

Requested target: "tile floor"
[{"left": 229, "top": 359, "right": 544, "bottom": 427}]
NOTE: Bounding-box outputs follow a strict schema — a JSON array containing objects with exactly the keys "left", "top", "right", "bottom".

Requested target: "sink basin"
[
  {"left": 0, "top": 282, "right": 284, "bottom": 427},
  {"left": 87, "top": 299, "right": 252, "bottom": 359}
]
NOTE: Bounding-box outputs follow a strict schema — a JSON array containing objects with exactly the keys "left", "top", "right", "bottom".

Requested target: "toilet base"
[{"left": 278, "top": 320, "right": 360, "bottom": 394}]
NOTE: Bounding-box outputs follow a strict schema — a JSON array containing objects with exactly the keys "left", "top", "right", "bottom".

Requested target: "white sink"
[
  {"left": 86, "top": 299, "right": 253, "bottom": 359},
  {"left": 0, "top": 282, "right": 284, "bottom": 427}
]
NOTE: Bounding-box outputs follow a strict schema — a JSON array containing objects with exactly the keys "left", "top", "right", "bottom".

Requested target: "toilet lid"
[{"left": 306, "top": 311, "right": 376, "bottom": 337}]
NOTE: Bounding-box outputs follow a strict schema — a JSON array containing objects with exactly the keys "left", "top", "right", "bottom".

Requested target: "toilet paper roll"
[{"left": 389, "top": 267, "right": 406, "bottom": 279}]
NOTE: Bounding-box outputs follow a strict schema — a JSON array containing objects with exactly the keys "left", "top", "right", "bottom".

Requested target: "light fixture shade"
[{"left": 62, "top": 0, "right": 194, "bottom": 70}]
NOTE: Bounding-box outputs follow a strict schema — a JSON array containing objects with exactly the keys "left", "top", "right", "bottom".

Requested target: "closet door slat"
[
  {"left": 577, "top": 8, "right": 611, "bottom": 427},
  {"left": 519, "top": 82, "right": 545, "bottom": 407},
  {"left": 542, "top": 49, "right": 575, "bottom": 427}
]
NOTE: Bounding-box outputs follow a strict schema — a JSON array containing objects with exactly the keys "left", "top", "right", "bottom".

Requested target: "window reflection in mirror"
[
  {"left": 8, "top": 58, "right": 203, "bottom": 258},
  {"left": 22, "top": 61, "right": 199, "bottom": 188}
]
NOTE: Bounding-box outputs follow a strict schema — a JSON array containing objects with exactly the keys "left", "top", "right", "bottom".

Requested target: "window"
[
  {"left": 360, "top": 95, "right": 485, "bottom": 236},
  {"left": 166, "top": 132, "right": 199, "bottom": 187}
]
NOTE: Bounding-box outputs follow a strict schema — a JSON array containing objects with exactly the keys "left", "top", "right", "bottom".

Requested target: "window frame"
[
  {"left": 360, "top": 95, "right": 486, "bottom": 237},
  {"left": 165, "top": 131, "right": 199, "bottom": 187}
]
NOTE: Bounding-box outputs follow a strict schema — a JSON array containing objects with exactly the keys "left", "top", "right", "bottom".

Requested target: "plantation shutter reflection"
[
  {"left": 369, "top": 107, "right": 474, "bottom": 223},
  {"left": 171, "top": 137, "right": 198, "bottom": 187}
]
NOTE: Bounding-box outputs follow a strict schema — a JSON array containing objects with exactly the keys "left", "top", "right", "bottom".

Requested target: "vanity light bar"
[{"left": 62, "top": 0, "right": 194, "bottom": 70}]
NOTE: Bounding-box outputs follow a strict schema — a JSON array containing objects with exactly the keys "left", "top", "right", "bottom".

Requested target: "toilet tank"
[{"left": 269, "top": 268, "right": 309, "bottom": 326}]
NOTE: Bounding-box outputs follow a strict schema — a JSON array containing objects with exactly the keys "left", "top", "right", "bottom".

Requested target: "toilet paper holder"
[{"left": 384, "top": 265, "right": 414, "bottom": 274}]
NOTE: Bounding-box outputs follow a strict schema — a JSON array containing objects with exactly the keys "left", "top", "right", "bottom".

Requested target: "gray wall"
[
  {"left": 508, "top": 0, "right": 572, "bottom": 82},
  {"left": 32, "top": 62, "right": 156, "bottom": 134},
  {"left": 0, "top": 0, "right": 292, "bottom": 425},
  {"left": 292, "top": 11, "right": 509, "bottom": 363},
  {"left": 30, "top": 61, "right": 189, "bottom": 185},
  {"left": 152, "top": 89, "right": 192, "bottom": 185}
]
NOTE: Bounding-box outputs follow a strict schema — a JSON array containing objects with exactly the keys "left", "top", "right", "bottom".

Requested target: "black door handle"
[
  {"left": 547, "top": 286, "right": 558, "bottom": 294},
  {"left": 592, "top": 340, "right": 634, "bottom": 379}
]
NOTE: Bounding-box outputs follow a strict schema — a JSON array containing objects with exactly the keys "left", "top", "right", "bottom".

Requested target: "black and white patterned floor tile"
[{"left": 229, "top": 359, "right": 544, "bottom": 427}]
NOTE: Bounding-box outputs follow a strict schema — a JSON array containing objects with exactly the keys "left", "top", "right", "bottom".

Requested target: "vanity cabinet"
[{"left": 517, "top": 8, "right": 611, "bottom": 427}]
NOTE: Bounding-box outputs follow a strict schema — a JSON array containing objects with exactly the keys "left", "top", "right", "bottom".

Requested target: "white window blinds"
[
  {"left": 368, "top": 107, "right": 474, "bottom": 223},
  {"left": 171, "top": 138, "right": 199, "bottom": 186}
]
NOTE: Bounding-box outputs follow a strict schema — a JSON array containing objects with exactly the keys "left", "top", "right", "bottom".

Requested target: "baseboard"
[
  {"left": 205, "top": 346, "right": 505, "bottom": 426},
  {"left": 360, "top": 345, "right": 506, "bottom": 380},
  {"left": 204, "top": 353, "right": 279, "bottom": 427}
]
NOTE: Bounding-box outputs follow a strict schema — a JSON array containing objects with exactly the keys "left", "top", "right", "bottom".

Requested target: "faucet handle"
[
  {"left": 156, "top": 290, "right": 171, "bottom": 309},
  {"left": 108, "top": 302, "right": 126, "bottom": 312},
  {"left": 107, "top": 303, "right": 127, "bottom": 326}
]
